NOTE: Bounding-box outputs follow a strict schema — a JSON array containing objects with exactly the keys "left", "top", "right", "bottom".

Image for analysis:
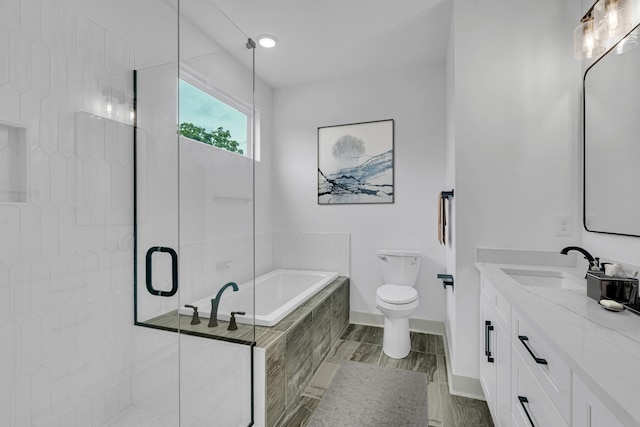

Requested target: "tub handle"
[{"left": 145, "top": 246, "right": 178, "bottom": 297}]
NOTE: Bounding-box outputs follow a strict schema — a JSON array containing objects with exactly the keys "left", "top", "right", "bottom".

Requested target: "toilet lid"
[{"left": 377, "top": 285, "right": 418, "bottom": 304}]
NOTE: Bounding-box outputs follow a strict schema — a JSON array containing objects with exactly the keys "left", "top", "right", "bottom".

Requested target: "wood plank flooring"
[{"left": 280, "top": 324, "right": 494, "bottom": 427}]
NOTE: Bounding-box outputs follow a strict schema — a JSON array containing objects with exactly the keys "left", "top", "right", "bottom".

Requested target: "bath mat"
[{"left": 306, "top": 361, "right": 428, "bottom": 427}]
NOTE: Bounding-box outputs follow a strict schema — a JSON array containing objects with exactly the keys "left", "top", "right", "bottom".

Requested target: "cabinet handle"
[
  {"left": 485, "top": 321, "right": 494, "bottom": 363},
  {"left": 518, "top": 396, "right": 535, "bottom": 426},
  {"left": 518, "top": 335, "right": 548, "bottom": 365}
]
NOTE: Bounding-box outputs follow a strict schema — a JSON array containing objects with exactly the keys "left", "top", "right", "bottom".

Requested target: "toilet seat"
[{"left": 376, "top": 284, "right": 418, "bottom": 304}]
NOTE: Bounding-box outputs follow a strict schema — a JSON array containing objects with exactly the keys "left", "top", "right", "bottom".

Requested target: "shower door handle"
[{"left": 145, "top": 246, "right": 178, "bottom": 297}]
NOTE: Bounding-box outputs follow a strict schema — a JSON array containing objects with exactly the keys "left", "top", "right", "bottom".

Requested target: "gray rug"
[{"left": 306, "top": 361, "right": 428, "bottom": 427}]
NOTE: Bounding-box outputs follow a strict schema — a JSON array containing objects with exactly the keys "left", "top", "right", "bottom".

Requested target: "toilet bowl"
[{"left": 376, "top": 250, "right": 422, "bottom": 359}]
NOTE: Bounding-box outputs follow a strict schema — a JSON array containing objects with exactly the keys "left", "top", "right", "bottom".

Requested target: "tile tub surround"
[
  {"left": 259, "top": 276, "right": 350, "bottom": 427},
  {"left": 143, "top": 276, "right": 350, "bottom": 427},
  {"left": 281, "top": 324, "right": 494, "bottom": 427}
]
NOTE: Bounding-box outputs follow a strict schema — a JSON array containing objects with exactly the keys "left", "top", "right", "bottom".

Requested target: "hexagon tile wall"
[{"left": 0, "top": 0, "right": 135, "bottom": 425}]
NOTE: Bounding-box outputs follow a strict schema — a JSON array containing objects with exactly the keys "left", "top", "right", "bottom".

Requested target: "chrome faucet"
[
  {"left": 560, "top": 246, "right": 600, "bottom": 271},
  {"left": 208, "top": 282, "right": 239, "bottom": 327}
]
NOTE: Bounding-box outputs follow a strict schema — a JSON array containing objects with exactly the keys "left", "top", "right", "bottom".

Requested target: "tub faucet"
[
  {"left": 208, "top": 282, "right": 239, "bottom": 327},
  {"left": 560, "top": 246, "right": 600, "bottom": 272}
]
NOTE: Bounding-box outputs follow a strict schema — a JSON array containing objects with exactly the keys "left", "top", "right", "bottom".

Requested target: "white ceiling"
[
  {"left": 211, "top": 0, "right": 452, "bottom": 88},
  {"left": 57, "top": 0, "right": 452, "bottom": 89}
]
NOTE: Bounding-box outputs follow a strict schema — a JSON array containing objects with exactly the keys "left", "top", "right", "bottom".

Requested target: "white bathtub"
[{"left": 180, "top": 269, "right": 339, "bottom": 327}]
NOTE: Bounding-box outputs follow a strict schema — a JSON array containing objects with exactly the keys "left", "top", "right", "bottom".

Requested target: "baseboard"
[
  {"left": 443, "top": 324, "right": 485, "bottom": 401},
  {"left": 349, "top": 311, "right": 384, "bottom": 327},
  {"left": 351, "top": 311, "right": 483, "bottom": 399},
  {"left": 349, "top": 311, "right": 446, "bottom": 336},
  {"left": 447, "top": 371, "right": 485, "bottom": 400}
]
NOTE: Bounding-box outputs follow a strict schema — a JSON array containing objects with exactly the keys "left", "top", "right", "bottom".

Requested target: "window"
[{"left": 178, "top": 78, "right": 257, "bottom": 158}]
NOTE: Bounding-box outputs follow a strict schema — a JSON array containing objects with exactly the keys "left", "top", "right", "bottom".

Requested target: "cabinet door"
[
  {"left": 495, "top": 323, "right": 511, "bottom": 427},
  {"left": 480, "top": 298, "right": 497, "bottom": 416},
  {"left": 573, "top": 374, "right": 624, "bottom": 427},
  {"left": 481, "top": 297, "right": 511, "bottom": 427}
]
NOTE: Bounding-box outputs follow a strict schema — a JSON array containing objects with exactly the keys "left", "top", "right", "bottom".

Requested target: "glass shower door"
[
  {"left": 176, "top": 2, "right": 257, "bottom": 425},
  {"left": 131, "top": 0, "right": 182, "bottom": 425},
  {"left": 134, "top": 0, "right": 257, "bottom": 423}
]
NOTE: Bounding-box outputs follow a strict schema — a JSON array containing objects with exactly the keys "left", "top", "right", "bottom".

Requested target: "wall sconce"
[{"left": 575, "top": 0, "right": 638, "bottom": 59}]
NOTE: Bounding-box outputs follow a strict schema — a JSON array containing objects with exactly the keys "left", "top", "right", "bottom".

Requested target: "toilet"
[{"left": 375, "top": 249, "right": 422, "bottom": 359}]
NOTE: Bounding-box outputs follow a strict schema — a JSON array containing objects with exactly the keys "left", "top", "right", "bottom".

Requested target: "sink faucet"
[
  {"left": 560, "top": 246, "right": 600, "bottom": 271},
  {"left": 208, "top": 282, "right": 239, "bottom": 327}
]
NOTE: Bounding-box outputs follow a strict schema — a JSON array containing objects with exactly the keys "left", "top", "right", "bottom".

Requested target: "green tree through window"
[
  {"left": 179, "top": 122, "right": 243, "bottom": 154},
  {"left": 178, "top": 79, "right": 248, "bottom": 156}
]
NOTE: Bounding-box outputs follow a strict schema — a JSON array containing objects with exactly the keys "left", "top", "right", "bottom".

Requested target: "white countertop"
[{"left": 475, "top": 249, "right": 640, "bottom": 427}]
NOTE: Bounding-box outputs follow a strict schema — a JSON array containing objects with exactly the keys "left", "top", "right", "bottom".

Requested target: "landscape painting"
[{"left": 318, "top": 119, "right": 394, "bottom": 205}]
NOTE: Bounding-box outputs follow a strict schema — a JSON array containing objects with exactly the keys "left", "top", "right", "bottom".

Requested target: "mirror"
[{"left": 584, "top": 23, "right": 640, "bottom": 237}]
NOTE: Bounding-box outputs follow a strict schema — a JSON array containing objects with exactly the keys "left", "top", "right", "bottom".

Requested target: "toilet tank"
[{"left": 377, "top": 249, "right": 422, "bottom": 286}]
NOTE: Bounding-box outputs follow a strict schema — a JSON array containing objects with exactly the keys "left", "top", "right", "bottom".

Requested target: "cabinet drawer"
[
  {"left": 512, "top": 311, "right": 571, "bottom": 423},
  {"left": 511, "top": 347, "right": 568, "bottom": 427}
]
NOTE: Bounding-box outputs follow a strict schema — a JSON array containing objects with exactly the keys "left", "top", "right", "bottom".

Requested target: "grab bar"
[{"left": 145, "top": 246, "right": 178, "bottom": 297}]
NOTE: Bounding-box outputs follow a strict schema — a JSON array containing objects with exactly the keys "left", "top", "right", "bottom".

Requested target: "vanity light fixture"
[
  {"left": 575, "top": 0, "right": 637, "bottom": 59},
  {"left": 574, "top": 12, "right": 606, "bottom": 59},
  {"left": 614, "top": 28, "right": 639, "bottom": 53},
  {"left": 257, "top": 34, "right": 278, "bottom": 48},
  {"left": 593, "top": 0, "right": 633, "bottom": 40}
]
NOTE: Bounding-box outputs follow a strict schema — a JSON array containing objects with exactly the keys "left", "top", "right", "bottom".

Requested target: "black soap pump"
[
  {"left": 184, "top": 305, "right": 201, "bottom": 325},
  {"left": 228, "top": 311, "right": 246, "bottom": 331}
]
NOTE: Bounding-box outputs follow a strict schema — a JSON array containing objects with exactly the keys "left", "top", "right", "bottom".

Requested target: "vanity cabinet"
[{"left": 479, "top": 274, "right": 629, "bottom": 427}]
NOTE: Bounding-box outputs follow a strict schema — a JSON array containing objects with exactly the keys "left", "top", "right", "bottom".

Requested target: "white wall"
[
  {"left": 444, "top": 9, "right": 457, "bottom": 362},
  {"left": 447, "top": 0, "right": 582, "bottom": 382},
  {"left": 272, "top": 65, "right": 447, "bottom": 322}
]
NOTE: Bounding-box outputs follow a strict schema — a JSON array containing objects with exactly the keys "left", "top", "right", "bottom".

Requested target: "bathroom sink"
[{"left": 501, "top": 268, "right": 586, "bottom": 291}]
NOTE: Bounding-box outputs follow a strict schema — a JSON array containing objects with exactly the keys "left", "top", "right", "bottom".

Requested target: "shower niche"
[{"left": 0, "top": 122, "right": 27, "bottom": 203}]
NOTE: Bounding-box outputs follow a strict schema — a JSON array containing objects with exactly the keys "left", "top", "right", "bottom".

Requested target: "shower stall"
[{"left": 0, "top": 0, "right": 263, "bottom": 425}]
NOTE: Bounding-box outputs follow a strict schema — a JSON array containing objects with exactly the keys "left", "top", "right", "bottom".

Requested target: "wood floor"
[{"left": 280, "top": 324, "right": 494, "bottom": 427}]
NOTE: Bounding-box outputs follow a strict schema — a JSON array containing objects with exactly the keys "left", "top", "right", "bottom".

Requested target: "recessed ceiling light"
[{"left": 257, "top": 34, "right": 278, "bottom": 48}]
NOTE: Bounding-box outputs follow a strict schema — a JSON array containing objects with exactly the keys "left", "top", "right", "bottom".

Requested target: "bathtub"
[{"left": 180, "top": 269, "right": 339, "bottom": 327}]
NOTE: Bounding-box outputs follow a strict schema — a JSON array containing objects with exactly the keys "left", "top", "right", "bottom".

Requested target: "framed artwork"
[{"left": 317, "top": 119, "right": 394, "bottom": 205}]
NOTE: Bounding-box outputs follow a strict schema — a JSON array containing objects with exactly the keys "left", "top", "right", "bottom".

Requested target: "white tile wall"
[
  {"left": 0, "top": 123, "right": 27, "bottom": 202},
  {"left": 1, "top": 2, "right": 280, "bottom": 426},
  {"left": 273, "top": 232, "right": 351, "bottom": 276},
  {"left": 0, "top": 0, "right": 136, "bottom": 425}
]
